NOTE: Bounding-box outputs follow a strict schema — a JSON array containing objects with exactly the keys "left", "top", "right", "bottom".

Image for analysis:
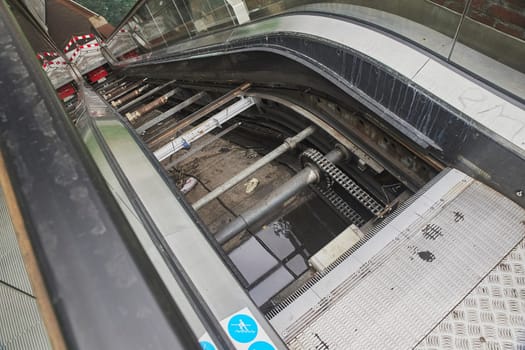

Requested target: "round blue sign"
[
  {"left": 227, "top": 314, "right": 258, "bottom": 343},
  {"left": 199, "top": 341, "right": 216, "bottom": 350},
  {"left": 249, "top": 341, "right": 276, "bottom": 350}
]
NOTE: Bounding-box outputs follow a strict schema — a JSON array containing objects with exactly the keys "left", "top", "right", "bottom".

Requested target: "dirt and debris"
[{"left": 168, "top": 133, "right": 295, "bottom": 233}]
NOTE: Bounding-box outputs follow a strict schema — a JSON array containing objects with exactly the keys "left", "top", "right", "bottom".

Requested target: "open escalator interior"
[
  {"left": 4, "top": 0, "right": 525, "bottom": 348},
  {"left": 85, "top": 72, "right": 440, "bottom": 315}
]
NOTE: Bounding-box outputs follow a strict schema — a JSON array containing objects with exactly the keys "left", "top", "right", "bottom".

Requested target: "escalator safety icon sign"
[
  {"left": 199, "top": 308, "right": 277, "bottom": 349},
  {"left": 199, "top": 341, "right": 216, "bottom": 350},
  {"left": 227, "top": 314, "right": 258, "bottom": 343},
  {"left": 221, "top": 308, "right": 277, "bottom": 349}
]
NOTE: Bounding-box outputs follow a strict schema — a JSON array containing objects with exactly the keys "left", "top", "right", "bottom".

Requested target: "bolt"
[{"left": 516, "top": 190, "right": 524, "bottom": 197}]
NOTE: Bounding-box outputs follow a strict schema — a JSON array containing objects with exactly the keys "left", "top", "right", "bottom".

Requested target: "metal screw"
[{"left": 516, "top": 190, "right": 524, "bottom": 197}]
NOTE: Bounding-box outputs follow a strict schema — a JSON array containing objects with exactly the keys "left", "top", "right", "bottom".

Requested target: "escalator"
[{"left": 1, "top": 0, "right": 525, "bottom": 349}]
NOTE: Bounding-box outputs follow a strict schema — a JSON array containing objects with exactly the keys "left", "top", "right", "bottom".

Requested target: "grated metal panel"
[
  {"left": 281, "top": 173, "right": 525, "bottom": 349},
  {"left": 415, "top": 238, "right": 525, "bottom": 350},
  {"left": 0, "top": 187, "right": 33, "bottom": 295},
  {"left": 0, "top": 284, "right": 50, "bottom": 349},
  {"left": 265, "top": 169, "right": 459, "bottom": 323},
  {"left": 0, "top": 186, "right": 51, "bottom": 349}
]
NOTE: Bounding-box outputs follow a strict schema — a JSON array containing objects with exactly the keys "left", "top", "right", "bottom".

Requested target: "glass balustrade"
[{"left": 105, "top": 0, "right": 525, "bottom": 99}]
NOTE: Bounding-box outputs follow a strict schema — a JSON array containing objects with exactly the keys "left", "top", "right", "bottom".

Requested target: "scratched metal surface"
[
  {"left": 414, "top": 238, "right": 525, "bottom": 350},
  {"left": 281, "top": 173, "right": 525, "bottom": 349}
]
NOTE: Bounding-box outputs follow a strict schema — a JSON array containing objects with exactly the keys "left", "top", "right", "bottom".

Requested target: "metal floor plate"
[
  {"left": 0, "top": 284, "right": 50, "bottom": 350},
  {"left": 415, "top": 238, "right": 525, "bottom": 350},
  {"left": 0, "top": 186, "right": 51, "bottom": 349},
  {"left": 0, "top": 187, "right": 32, "bottom": 295},
  {"left": 272, "top": 169, "right": 525, "bottom": 349}
]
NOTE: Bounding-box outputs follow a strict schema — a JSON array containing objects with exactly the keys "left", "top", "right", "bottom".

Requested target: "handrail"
[{"left": 0, "top": 3, "right": 200, "bottom": 349}]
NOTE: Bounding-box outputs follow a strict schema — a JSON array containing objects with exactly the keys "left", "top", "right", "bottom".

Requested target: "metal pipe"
[
  {"left": 107, "top": 78, "right": 148, "bottom": 102},
  {"left": 153, "top": 97, "right": 256, "bottom": 161},
  {"left": 98, "top": 76, "right": 126, "bottom": 94},
  {"left": 102, "top": 80, "right": 128, "bottom": 98},
  {"left": 118, "top": 80, "right": 176, "bottom": 112},
  {"left": 136, "top": 91, "right": 206, "bottom": 134},
  {"left": 125, "top": 89, "right": 178, "bottom": 122},
  {"left": 149, "top": 83, "right": 251, "bottom": 149},
  {"left": 104, "top": 78, "right": 146, "bottom": 100},
  {"left": 215, "top": 147, "right": 346, "bottom": 244},
  {"left": 193, "top": 126, "right": 316, "bottom": 210},
  {"left": 165, "top": 122, "right": 242, "bottom": 169},
  {"left": 111, "top": 83, "right": 150, "bottom": 107}
]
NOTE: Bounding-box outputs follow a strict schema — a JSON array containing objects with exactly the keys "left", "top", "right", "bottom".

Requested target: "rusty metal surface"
[{"left": 148, "top": 83, "right": 251, "bottom": 149}]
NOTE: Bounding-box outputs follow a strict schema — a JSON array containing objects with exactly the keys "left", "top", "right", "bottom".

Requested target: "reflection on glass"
[
  {"left": 106, "top": 0, "right": 524, "bottom": 98},
  {"left": 450, "top": 0, "right": 525, "bottom": 98},
  {"left": 122, "top": 0, "right": 238, "bottom": 51}
]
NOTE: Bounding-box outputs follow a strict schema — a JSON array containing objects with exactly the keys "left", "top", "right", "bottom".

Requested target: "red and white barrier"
[
  {"left": 42, "top": 57, "right": 68, "bottom": 71},
  {"left": 66, "top": 39, "right": 101, "bottom": 63},
  {"left": 77, "top": 43, "right": 100, "bottom": 49},
  {"left": 36, "top": 52, "right": 59, "bottom": 60},
  {"left": 39, "top": 32, "right": 107, "bottom": 86},
  {"left": 63, "top": 33, "right": 96, "bottom": 52}
]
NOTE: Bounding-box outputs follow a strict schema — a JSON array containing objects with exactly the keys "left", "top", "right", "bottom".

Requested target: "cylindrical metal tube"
[
  {"left": 149, "top": 83, "right": 251, "bottom": 149},
  {"left": 125, "top": 89, "right": 177, "bottom": 122},
  {"left": 214, "top": 147, "right": 345, "bottom": 244},
  {"left": 101, "top": 80, "right": 128, "bottom": 97},
  {"left": 137, "top": 91, "right": 206, "bottom": 134},
  {"left": 107, "top": 79, "right": 147, "bottom": 102},
  {"left": 118, "top": 81, "right": 177, "bottom": 112},
  {"left": 215, "top": 167, "right": 319, "bottom": 244},
  {"left": 193, "top": 126, "right": 315, "bottom": 210},
  {"left": 166, "top": 122, "right": 242, "bottom": 169},
  {"left": 98, "top": 76, "right": 126, "bottom": 94},
  {"left": 111, "top": 84, "right": 149, "bottom": 107},
  {"left": 103, "top": 78, "right": 146, "bottom": 100}
]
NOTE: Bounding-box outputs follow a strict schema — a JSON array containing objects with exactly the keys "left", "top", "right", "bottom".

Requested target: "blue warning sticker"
[
  {"left": 248, "top": 341, "right": 276, "bottom": 350},
  {"left": 220, "top": 307, "right": 278, "bottom": 349},
  {"left": 227, "top": 314, "right": 259, "bottom": 343},
  {"left": 199, "top": 340, "right": 217, "bottom": 350}
]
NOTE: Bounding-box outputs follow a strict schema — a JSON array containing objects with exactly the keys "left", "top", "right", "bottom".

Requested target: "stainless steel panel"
[
  {"left": 79, "top": 86, "right": 286, "bottom": 348},
  {"left": 79, "top": 126, "right": 206, "bottom": 336},
  {"left": 0, "top": 186, "right": 51, "bottom": 349},
  {"left": 412, "top": 58, "right": 525, "bottom": 154},
  {"left": 415, "top": 238, "right": 525, "bottom": 350},
  {"left": 0, "top": 285, "right": 50, "bottom": 350},
  {"left": 0, "top": 187, "right": 32, "bottom": 295},
  {"left": 269, "top": 169, "right": 525, "bottom": 349}
]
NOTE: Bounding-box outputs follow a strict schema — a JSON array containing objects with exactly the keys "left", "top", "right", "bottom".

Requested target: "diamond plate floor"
[
  {"left": 272, "top": 169, "right": 525, "bottom": 350},
  {"left": 415, "top": 238, "right": 525, "bottom": 350}
]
